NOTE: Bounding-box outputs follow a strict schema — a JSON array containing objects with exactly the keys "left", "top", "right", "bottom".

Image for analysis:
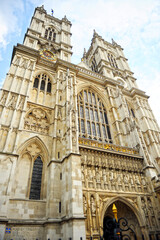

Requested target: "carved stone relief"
[
  {"left": 7, "top": 94, "right": 18, "bottom": 109},
  {"left": 80, "top": 148, "right": 151, "bottom": 194},
  {"left": 0, "top": 91, "right": 8, "bottom": 106},
  {"left": 24, "top": 108, "right": 50, "bottom": 134}
]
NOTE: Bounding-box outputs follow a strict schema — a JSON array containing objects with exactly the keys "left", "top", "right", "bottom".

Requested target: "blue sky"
[{"left": 0, "top": 0, "right": 160, "bottom": 125}]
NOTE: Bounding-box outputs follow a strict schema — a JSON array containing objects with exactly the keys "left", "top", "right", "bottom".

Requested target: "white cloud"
[{"left": 0, "top": 0, "right": 24, "bottom": 50}]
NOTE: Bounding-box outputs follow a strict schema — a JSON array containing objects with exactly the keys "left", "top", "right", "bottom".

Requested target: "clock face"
[{"left": 39, "top": 49, "right": 57, "bottom": 62}]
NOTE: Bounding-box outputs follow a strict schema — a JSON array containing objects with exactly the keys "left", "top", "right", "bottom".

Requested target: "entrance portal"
[{"left": 103, "top": 201, "right": 143, "bottom": 240}]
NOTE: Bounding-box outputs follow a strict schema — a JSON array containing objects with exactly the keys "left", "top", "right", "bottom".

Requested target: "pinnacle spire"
[{"left": 81, "top": 48, "right": 87, "bottom": 63}]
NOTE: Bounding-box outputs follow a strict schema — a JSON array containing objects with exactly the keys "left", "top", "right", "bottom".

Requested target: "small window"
[
  {"left": 44, "top": 29, "right": 48, "bottom": 38},
  {"left": 53, "top": 32, "right": 56, "bottom": 42},
  {"left": 33, "top": 78, "right": 39, "bottom": 88},
  {"left": 40, "top": 80, "right": 45, "bottom": 90},
  {"left": 59, "top": 202, "right": 61, "bottom": 213},
  {"left": 47, "top": 82, "right": 51, "bottom": 93}
]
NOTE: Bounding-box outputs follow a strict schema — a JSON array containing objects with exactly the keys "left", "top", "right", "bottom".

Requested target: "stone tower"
[{"left": 0, "top": 5, "right": 160, "bottom": 240}]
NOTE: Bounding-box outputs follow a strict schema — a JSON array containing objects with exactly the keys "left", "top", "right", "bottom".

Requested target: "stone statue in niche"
[
  {"left": 81, "top": 165, "right": 85, "bottom": 180},
  {"left": 141, "top": 198, "right": 148, "bottom": 217},
  {"left": 109, "top": 171, "right": 115, "bottom": 183},
  {"left": 101, "top": 157, "right": 106, "bottom": 167},
  {"left": 83, "top": 195, "right": 87, "bottom": 214},
  {"left": 123, "top": 174, "right": 129, "bottom": 184},
  {"left": 116, "top": 172, "right": 122, "bottom": 184},
  {"left": 147, "top": 198, "right": 154, "bottom": 215},
  {"left": 88, "top": 167, "right": 93, "bottom": 181},
  {"left": 95, "top": 167, "right": 101, "bottom": 182},
  {"left": 141, "top": 176, "right": 147, "bottom": 186},
  {"left": 102, "top": 168, "right": 106, "bottom": 182},
  {"left": 135, "top": 175, "right": 140, "bottom": 185},
  {"left": 90, "top": 196, "right": 96, "bottom": 215},
  {"left": 87, "top": 155, "right": 92, "bottom": 165}
]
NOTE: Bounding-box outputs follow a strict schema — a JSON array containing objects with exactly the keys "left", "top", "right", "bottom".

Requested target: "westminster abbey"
[{"left": 0, "top": 5, "right": 160, "bottom": 240}]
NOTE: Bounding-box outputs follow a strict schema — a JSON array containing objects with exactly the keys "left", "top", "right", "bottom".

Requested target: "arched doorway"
[{"left": 103, "top": 201, "right": 143, "bottom": 240}]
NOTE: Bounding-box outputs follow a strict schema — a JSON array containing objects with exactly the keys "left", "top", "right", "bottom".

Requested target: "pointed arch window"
[
  {"left": 108, "top": 53, "right": 118, "bottom": 68},
  {"left": 47, "top": 81, "right": 51, "bottom": 93},
  {"left": 29, "top": 156, "right": 43, "bottom": 200},
  {"left": 44, "top": 27, "right": 56, "bottom": 42},
  {"left": 91, "top": 57, "right": 98, "bottom": 73},
  {"left": 77, "top": 89, "right": 112, "bottom": 143},
  {"left": 33, "top": 77, "right": 39, "bottom": 88},
  {"left": 40, "top": 80, "right": 45, "bottom": 90},
  {"left": 33, "top": 73, "right": 52, "bottom": 94}
]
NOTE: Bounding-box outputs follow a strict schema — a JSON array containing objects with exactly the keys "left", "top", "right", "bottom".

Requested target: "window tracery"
[
  {"left": 77, "top": 89, "right": 112, "bottom": 143},
  {"left": 33, "top": 73, "right": 52, "bottom": 93},
  {"left": 44, "top": 27, "right": 56, "bottom": 42},
  {"left": 108, "top": 53, "right": 118, "bottom": 68},
  {"left": 15, "top": 141, "right": 46, "bottom": 200}
]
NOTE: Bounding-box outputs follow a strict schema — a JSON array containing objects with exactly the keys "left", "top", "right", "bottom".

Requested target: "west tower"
[{"left": 0, "top": 5, "right": 160, "bottom": 240}]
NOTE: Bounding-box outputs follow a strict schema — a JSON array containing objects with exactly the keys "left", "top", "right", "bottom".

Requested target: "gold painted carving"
[{"left": 79, "top": 138, "right": 138, "bottom": 155}]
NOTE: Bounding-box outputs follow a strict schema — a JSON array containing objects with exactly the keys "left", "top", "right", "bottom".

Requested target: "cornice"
[
  {"left": 11, "top": 44, "right": 39, "bottom": 63},
  {"left": 130, "top": 88, "right": 149, "bottom": 99}
]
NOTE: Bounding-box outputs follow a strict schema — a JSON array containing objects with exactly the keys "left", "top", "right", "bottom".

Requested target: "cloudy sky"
[{"left": 0, "top": 0, "right": 160, "bottom": 125}]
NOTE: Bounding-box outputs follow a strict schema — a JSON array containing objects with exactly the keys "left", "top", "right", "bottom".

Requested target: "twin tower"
[{"left": 0, "top": 5, "right": 160, "bottom": 240}]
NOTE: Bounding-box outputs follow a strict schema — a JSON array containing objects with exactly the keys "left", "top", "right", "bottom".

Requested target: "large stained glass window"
[{"left": 77, "top": 89, "right": 112, "bottom": 143}]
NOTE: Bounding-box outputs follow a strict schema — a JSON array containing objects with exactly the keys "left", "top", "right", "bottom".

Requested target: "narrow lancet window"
[
  {"left": 29, "top": 156, "right": 43, "bottom": 200},
  {"left": 40, "top": 80, "right": 45, "bottom": 90},
  {"left": 33, "top": 78, "right": 39, "bottom": 88}
]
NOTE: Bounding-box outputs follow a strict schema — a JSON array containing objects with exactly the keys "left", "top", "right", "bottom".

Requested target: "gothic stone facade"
[{"left": 0, "top": 5, "right": 160, "bottom": 240}]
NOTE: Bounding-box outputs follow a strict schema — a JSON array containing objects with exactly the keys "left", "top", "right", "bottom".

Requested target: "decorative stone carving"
[
  {"left": 13, "top": 55, "right": 21, "bottom": 65},
  {"left": 24, "top": 108, "right": 49, "bottom": 134},
  {"left": 28, "top": 60, "right": 34, "bottom": 70},
  {"left": 83, "top": 195, "right": 87, "bottom": 215},
  {"left": 17, "top": 96, "right": 25, "bottom": 110},
  {"left": 95, "top": 167, "right": 101, "bottom": 182},
  {"left": 27, "top": 143, "right": 41, "bottom": 157},
  {"left": 141, "top": 198, "right": 148, "bottom": 217},
  {"left": 0, "top": 91, "right": 8, "bottom": 106},
  {"left": 147, "top": 198, "right": 154, "bottom": 216},
  {"left": 20, "top": 59, "right": 28, "bottom": 69},
  {"left": 90, "top": 196, "right": 96, "bottom": 215},
  {"left": 88, "top": 167, "right": 93, "bottom": 181},
  {"left": 7, "top": 94, "right": 18, "bottom": 109}
]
